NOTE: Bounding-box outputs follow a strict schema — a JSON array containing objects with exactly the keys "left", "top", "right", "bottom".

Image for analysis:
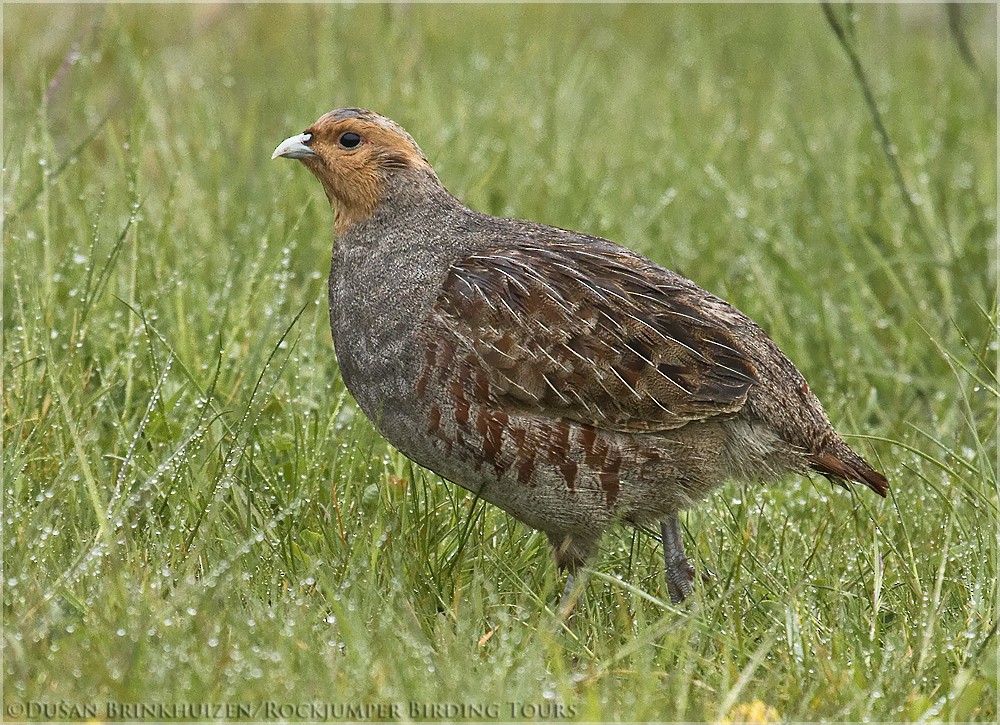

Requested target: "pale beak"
[{"left": 272, "top": 132, "right": 317, "bottom": 160}]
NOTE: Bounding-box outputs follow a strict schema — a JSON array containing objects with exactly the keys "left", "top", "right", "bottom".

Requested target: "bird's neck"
[{"left": 334, "top": 166, "right": 452, "bottom": 238}]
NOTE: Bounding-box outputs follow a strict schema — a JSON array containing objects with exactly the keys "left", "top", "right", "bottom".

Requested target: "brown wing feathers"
[{"left": 435, "top": 239, "right": 758, "bottom": 433}]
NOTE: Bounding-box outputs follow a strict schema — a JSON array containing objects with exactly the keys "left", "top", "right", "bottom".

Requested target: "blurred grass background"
[{"left": 3, "top": 3, "right": 997, "bottom": 721}]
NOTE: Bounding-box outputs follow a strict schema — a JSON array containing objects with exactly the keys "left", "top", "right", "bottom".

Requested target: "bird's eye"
[{"left": 338, "top": 132, "right": 362, "bottom": 149}]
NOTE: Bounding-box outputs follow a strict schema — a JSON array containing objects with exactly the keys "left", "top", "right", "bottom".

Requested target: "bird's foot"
[
  {"left": 556, "top": 571, "right": 588, "bottom": 619},
  {"left": 666, "top": 554, "right": 695, "bottom": 605},
  {"left": 662, "top": 515, "right": 695, "bottom": 605}
]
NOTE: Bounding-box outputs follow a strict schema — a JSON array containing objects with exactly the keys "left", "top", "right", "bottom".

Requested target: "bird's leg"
[
  {"left": 548, "top": 532, "right": 594, "bottom": 618},
  {"left": 661, "top": 514, "right": 695, "bottom": 604},
  {"left": 556, "top": 568, "right": 590, "bottom": 619}
]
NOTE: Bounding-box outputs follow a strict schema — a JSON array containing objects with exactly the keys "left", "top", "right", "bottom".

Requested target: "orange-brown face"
[{"left": 272, "top": 108, "right": 433, "bottom": 234}]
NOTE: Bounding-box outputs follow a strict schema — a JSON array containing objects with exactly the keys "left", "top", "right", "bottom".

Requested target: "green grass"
[{"left": 4, "top": 4, "right": 997, "bottom": 721}]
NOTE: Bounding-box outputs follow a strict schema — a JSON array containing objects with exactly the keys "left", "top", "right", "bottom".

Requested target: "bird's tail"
[{"left": 809, "top": 442, "right": 888, "bottom": 497}]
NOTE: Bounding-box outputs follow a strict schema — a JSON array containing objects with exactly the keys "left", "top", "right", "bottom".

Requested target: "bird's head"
[{"left": 272, "top": 108, "right": 439, "bottom": 235}]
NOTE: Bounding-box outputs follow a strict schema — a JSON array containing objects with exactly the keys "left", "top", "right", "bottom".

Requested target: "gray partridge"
[{"left": 273, "top": 108, "right": 888, "bottom": 606}]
